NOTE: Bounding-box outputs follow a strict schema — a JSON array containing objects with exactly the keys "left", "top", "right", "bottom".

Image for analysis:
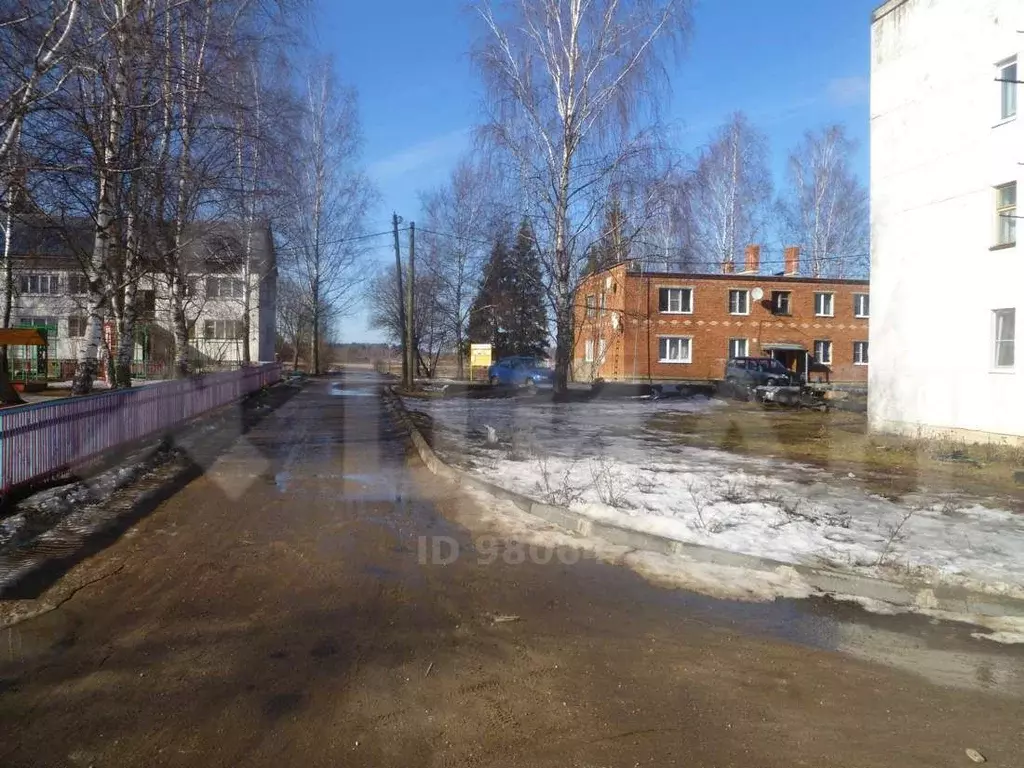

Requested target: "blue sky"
[{"left": 315, "top": 0, "right": 878, "bottom": 342}]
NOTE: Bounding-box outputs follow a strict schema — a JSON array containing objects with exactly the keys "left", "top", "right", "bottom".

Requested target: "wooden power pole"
[
  {"left": 392, "top": 213, "right": 407, "bottom": 385},
  {"left": 405, "top": 222, "right": 416, "bottom": 388}
]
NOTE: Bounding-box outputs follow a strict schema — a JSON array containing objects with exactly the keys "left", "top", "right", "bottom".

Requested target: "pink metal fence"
[{"left": 0, "top": 363, "right": 281, "bottom": 496}]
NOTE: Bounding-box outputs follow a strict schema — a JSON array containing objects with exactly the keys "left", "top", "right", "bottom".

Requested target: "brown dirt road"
[{"left": 1, "top": 373, "right": 1022, "bottom": 767}]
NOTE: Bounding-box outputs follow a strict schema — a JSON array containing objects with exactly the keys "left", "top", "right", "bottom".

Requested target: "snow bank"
[{"left": 406, "top": 395, "right": 1024, "bottom": 601}]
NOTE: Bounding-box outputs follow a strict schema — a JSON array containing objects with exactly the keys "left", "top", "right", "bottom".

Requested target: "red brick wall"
[{"left": 574, "top": 267, "right": 869, "bottom": 384}]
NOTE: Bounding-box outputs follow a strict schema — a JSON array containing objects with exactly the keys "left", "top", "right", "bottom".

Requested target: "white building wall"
[
  {"left": 3, "top": 267, "right": 275, "bottom": 371},
  {"left": 869, "top": 0, "right": 1024, "bottom": 441}
]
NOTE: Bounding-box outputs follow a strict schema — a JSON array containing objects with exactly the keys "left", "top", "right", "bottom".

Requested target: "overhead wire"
[{"left": 273, "top": 226, "right": 408, "bottom": 254}]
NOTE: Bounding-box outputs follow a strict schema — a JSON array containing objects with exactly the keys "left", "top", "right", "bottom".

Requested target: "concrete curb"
[{"left": 384, "top": 389, "right": 1024, "bottom": 621}]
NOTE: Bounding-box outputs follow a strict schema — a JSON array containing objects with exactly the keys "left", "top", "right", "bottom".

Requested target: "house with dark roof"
[{"left": 2, "top": 216, "right": 277, "bottom": 377}]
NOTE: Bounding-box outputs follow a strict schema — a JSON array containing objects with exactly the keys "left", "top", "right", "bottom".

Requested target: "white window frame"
[
  {"left": 853, "top": 293, "right": 869, "bottom": 318},
  {"left": 18, "top": 316, "right": 59, "bottom": 337},
  {"left": 584, "top": 339, "right": 595, "bottom": 363},
  {"left": 658, "top": 286, "right": 693, "bottom": 314},
  {"left": 814, "top": 292, "right": 835, "bottom": 317},
  {"left": 727, "top": 289, "right": 749, "bottom": 316},
  {"left": 853, "top": 341, "right": 869, "bottom": 366},
  {"left": 18, "top": 273, "right": 60, "bottom": 295},
  {"left": 658, "top": 336, "right": 692, "bottom": 364},
  {"left": 993, "top": 308, "right": 1015, "bottom": 370},
  {"left": 996, "top": 182, "right": 1017, "bottom": 247},
  {"left": 728, "top": 338, "right": 748, "bottom": 359},
  {"left": 206, "top": 276, "right": 244, "bottom": 300},
  {"left": 771, "top": 290, "right": 791, "bottom": 316},
  {"left": 67, "top": 273, "right": 89, "bottom": 295},
  {"left": 813, "top": 339, "right": 833, "bottom": 365},
  {"left": 68, "top": 315, "right": 88, "bottom": 338},
  {"left": 203, "top": 318, "right": 244, "bottom": 340},
  {"left": 998, "top": 57, "right": 1018, "bottom": 122}
]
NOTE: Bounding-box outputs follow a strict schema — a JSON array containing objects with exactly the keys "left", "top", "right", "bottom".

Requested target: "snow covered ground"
[{"left": 404, "top": 395, "right": 1024, "bottom": 602}]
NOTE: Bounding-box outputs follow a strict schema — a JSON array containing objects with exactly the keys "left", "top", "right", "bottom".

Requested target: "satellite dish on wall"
[{"left": 751, "top": 287, "right": 765, "bottom": 301}]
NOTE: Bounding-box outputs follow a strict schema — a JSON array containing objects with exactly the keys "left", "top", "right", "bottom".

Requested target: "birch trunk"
[
  {"left": 113, "top": 214, "right": 140, "bottom": 388},
  {"left": 0, "top": 196, "right": 21, "bottom": 404},
  {"left": 73, "top": 4, "right": 128, "bottom": 395}
]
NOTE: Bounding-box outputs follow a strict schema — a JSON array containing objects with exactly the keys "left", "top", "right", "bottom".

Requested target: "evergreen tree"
[
  {"left": 467, "top": 236, "right": 509, "bottom": 354},
  {"left": 467, "top": 220, "right": 549, "bottom": 359},
  {"left": 505, "top": 219, "right": 549, "bottom": 358}
]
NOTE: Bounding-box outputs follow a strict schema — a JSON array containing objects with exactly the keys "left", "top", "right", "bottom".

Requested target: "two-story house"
[
  {"left": 5, "top": 218, "right": 277, "bottom": 379},
  {"left": 574, "top": 246, "right": 870, "bottom": 385}
]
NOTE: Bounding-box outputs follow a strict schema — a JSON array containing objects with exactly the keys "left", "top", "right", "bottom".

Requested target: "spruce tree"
[
  {"left": 505, "top": 219, "right": 549, "bottom": 358},
  {"left": 467, "top": 236, "right": 509, "bottom": 354},
  {"left": 467, "top": 222, "right": 549, "bottom": 360}
]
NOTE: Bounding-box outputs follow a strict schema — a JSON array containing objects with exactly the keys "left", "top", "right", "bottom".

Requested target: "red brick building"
[{"left": 573, "top": 247, "right": 870, "bottom": 385}]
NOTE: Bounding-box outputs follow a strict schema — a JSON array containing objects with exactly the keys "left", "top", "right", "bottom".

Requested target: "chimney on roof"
[
  {"left": 722, "top": 259, "right": 735, "bottom": 274},
  {"left": 783, "top": 246, "right": 800, "bottom": 276},
  {"left": 742, "top": 244, "right": 760, "bottom": 275}
]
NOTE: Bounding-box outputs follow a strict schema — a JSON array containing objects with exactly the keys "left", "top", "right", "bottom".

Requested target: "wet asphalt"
[{"left": 0, "top": 370, "right": 1022, "bottom": 767}]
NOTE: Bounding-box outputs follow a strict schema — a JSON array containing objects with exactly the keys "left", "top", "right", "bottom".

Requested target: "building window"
[
  {"left": 996, "top": 182, "right": 1016, "bottom": 246},
  {"left": 728, "top": 338, "right": 748, "bottom": 359},
  {"left": 585, "top": 294, "right": 596, "bottom": 319},
  {"left": 813, "top": 339, "right": 832, "bottom": 365},
  {"left": 206, "top": 276, "right": 244, "bottom": 299},
  {"left": 853, "top": 293, "right": 870, "bottom": 318},
  {"left": 18, "top": 316, "right": 59, "bottom": 337},
  {"left": 771, "top": 291, "right": 791, "bottom": 316},
  {"left": 814, "top": 292, "right": 834, "bottom": 317},
  {"left": 727, "top": 289, "right": 749, "bottom": 315},
  {"left": 658, "top": 336, "right": 691, "bottom": 364},
  {"left": 68, "top": 315, "right": 88, "bottom": 338},
  {"left": 68, "top": 274, "right": 89, "bottom": 295},
  {"left": 18, "top": 274, "right": 60, "bottom": 295},
  {"left": 999, "top": 58, "right": 1017, "bottom": 121},
  {"left": 203, "top": 318, "right": 245, "bottom": 339},
  {"left": 993, "top": 308, "right": 1015, "bottom": 369},
  {"left": 853, "top": 341, "right": 869, "bottom": 365},
  {"left": 599, "top": 292, "right": 607, "bottom": 316},
  {"left": 658, "top": 287, "right": 692, "bottom": 314},
  {"left": 136, "top": 289, "right": 156, "bottom": 314},
  {"left": 598, "top": 339, "right": 607, "bottom": 361},
  {"left": 584, "top": 339, "right": 595, "bottom": 362}
]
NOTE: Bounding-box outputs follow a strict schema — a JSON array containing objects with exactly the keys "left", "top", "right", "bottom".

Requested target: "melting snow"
[{"left": 406, "top": 395, "right": 1024, "bottom": 600}]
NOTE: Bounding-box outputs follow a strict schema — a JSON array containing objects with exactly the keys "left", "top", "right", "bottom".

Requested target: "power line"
[
  {"left": 417, "top": 227, "right": 869, "bottom": 266},
  {"left": 416, "top": 226, "right": 494, "bottom": 247},
  {"left": 273, "top": 227, "right": 408, "bottom": 254}
]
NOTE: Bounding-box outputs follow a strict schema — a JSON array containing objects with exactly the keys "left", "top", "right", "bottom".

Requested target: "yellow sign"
[{"left": 470, "top": 343, "right": 493, "bottom": 368}]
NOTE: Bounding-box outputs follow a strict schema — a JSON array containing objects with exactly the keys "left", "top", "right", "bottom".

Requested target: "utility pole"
[
  {"left": 405, "top": 222, "right": 416, "bottom": 388},
  {"left": 392, "top": 213, "right": 407, "bottom": 386}
]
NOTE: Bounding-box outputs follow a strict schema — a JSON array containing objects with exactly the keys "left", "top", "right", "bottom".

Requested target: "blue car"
[{"left": 487, "top": 356, "right": 554, "bottom": 388}]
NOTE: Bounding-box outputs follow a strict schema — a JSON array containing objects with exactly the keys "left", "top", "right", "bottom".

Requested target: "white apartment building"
[
  {"left": 5, "top": 219, "right": 277, "bottom": 378},
  {"left": 870, "top": 0, "right": 1023, "bottom": 442}
]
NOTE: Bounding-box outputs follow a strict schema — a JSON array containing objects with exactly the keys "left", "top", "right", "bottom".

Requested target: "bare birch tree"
[
  {"left": 418, "top": 158, "right": 500, "bottom": 379},
  {"left": 367, "top": 263, "right": 450, "bottom": 378},
  {"left": 475, "top": 0, "right": 691, "bottom": 393},
  {"left": 280, "top": 58, "right": 372, "bottom": 375},
  {"left": 0, "top": 0, "right": 79, "bottom": 171},
  {"left": 276, "top": 274, "right": 309, "bottom": 370},
  {"left": 778, "top": 124, "right": 869, "bottom": 278},
  {"left": 689, "top": 112, "right": 772, "bottom": 271}
]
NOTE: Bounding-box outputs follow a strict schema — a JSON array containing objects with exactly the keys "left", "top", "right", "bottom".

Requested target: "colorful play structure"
[{"left": 0, "top": 327, "right": 50, "bottom": 392}]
